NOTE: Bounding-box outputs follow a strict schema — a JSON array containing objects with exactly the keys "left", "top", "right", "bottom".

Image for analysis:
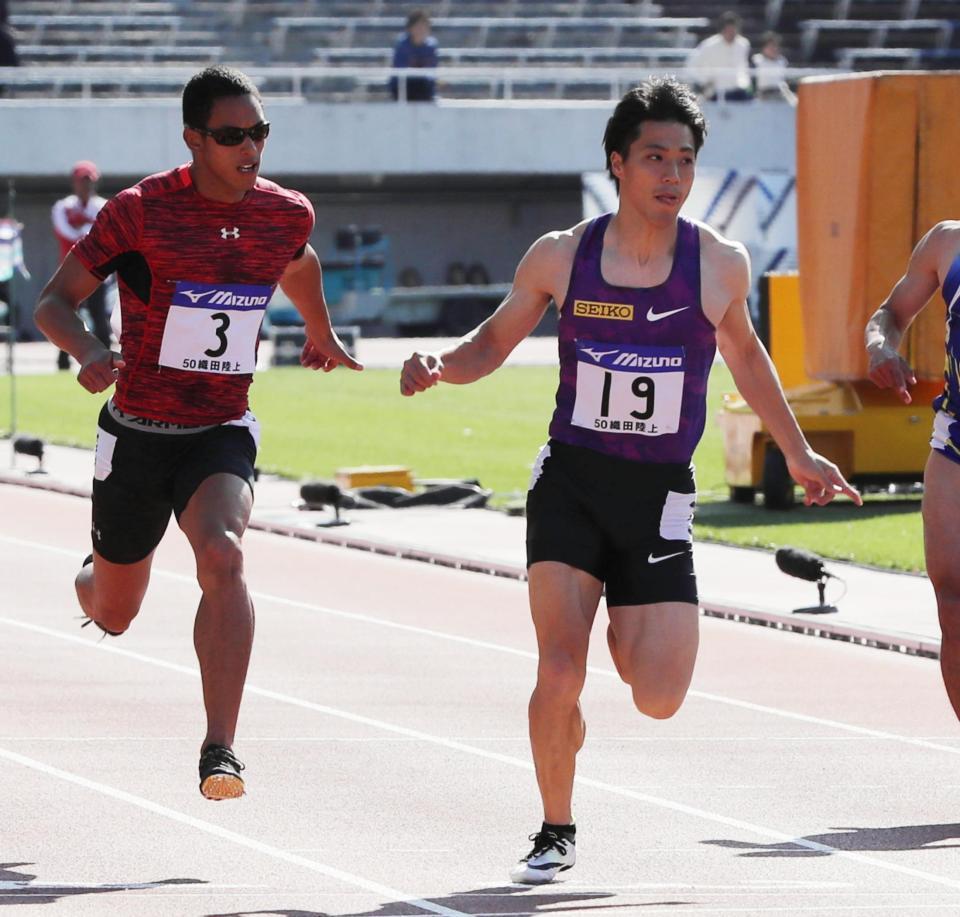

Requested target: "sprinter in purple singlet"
[
  {"left": 401, "top": 78, "right": 861, "bottom": 883},
  {"left": 867, "top": 221, "right": 960, "bottom": 743}
]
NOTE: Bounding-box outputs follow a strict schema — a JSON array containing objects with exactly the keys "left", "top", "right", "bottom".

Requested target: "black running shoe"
[
  {"left": 510, "top": 827, "right": 576, "bottom": 884},
  {"left": 77, "top": 554, "right": 123, "bottom": 637},
  {"left": 199, "top": 744, "right": 246, "bottom": 800}
]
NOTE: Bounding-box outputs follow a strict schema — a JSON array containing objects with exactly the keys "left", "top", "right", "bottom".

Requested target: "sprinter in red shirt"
[{"left": 34, "top": 66, "right": 360, "bottom": 800}]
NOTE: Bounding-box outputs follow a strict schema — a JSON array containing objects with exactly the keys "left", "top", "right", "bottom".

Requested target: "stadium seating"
[{"left": 5, "top": 0, "right": 960, "bottom": 96}]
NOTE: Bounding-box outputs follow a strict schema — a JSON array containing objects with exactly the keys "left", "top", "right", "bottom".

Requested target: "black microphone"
[{"left": 775, "top": 546, "right": 829, "bottom": 582}]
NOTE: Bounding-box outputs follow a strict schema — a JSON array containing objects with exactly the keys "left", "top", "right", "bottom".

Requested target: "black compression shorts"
[
  {"left": 90, "top": 403, "right": 258, "bottom": 564},
  {"left": 525, "top": 439, "right": 698, "bottom": 607}
]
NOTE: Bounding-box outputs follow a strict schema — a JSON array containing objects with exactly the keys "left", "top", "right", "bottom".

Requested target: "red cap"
[{"left": 72, "top": 160, "right": 100, "bottom": 181}]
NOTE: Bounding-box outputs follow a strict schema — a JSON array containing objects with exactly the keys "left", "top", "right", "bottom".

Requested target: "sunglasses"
[{"left": 190, "top": 121, "right": 270, "bottom": 146}]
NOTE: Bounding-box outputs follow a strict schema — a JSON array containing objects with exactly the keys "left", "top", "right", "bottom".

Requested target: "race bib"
[
  {"left": 571, "top": 340, "right": 685, "bottom": 436},
  {"left": 158, "top": 281, "right": 274, "bottom": 375}
]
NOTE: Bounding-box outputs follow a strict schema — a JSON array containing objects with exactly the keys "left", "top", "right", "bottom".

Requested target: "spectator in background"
[
  {"left": 0, "top": 0, "right": 20, "bottom": 70},
  {"left": 390, "top": 9, "right": 438, "bottom": 102},
  {"left": 752, "top": 31, "right": 792, "bottom": 102},
  {"left": 51, "top": 160, "right": 111, "bottom": 370},
  {"left": 686, "top": 11, "right": 752, "bottom": 102}
]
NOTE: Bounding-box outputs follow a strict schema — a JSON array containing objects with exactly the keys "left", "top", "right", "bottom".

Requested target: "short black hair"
[
  {"left": 182, "top": 66, "right": 260, "bottom": 129},
  {"left": 718, "top": 10, "right": 742, "bottom": 30},
  {"left": 406, "top": 9, "right": 430, "bottom": 28},
  {"left": 603, "top": 77, "right": 707, "bottom": 189}
]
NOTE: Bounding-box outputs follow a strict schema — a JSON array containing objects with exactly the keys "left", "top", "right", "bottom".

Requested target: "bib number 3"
[
  {"left": 204, "top": 312, "right": 231, "bottom": 359},
  {"left": 158, "top": 281, "right": 274, "bottom": 375}
]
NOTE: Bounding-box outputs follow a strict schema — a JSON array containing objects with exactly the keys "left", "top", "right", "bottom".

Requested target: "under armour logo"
[{"left": 220, "top": 226, "right": 240, "bottom": 240}]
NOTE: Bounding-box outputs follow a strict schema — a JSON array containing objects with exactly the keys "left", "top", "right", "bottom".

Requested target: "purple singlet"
[{"left": 547, "top": 213, "right": 717, "bottom": 463}]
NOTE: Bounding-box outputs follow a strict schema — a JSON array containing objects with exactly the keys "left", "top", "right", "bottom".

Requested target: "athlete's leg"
[
  {"left": 922, "top": 450, "right": 960, "bottom": 720},
  {"left": 178, "top": 472, "right": 254, "bottom": 751},
  {"left": 527, "top": 561, "right": 604, "bottom": 825},
  {"left": 76, "top": 549, "right": 154, "bottom": 635},
  {"left": 607, "top": 602, "right": 699, "bottom": 718}
]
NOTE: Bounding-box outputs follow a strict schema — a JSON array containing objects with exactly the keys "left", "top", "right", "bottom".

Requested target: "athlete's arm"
[
  {"left": 34, "top": 253, "right": 124, "bottom": 394},
  {"left": 712, "top": 242, "right": 862, "bottom": 506},
  {"left": 865, "top": 223, "right": 948, "bottom": 404},
  {"left": 279, "top": 244, "right": 362, "bottom": 373},
  {"left": 400, "top": 232, "right": 566, "bottom": 396}
]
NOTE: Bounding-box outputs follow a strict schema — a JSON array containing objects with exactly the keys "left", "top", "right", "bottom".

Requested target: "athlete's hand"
[
  {"left": 786, "top": 448, "right": 863, "bottom": 507},
  {"left": 867, "top": 342, "right": 916, "bottom": 404},
  {"left": 77, "top": 347, "right": 125, "bottom": 394},
  {"left": 400, "top": 352, "right": 443, "bottom": 396},
  {"left": 300, "top": 332, "right": 363, "bottom": 373}
]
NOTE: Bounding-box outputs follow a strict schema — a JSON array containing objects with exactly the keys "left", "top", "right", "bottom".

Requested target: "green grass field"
[{"left": 0, "top": 361, "right": 925, "bottom": 572}]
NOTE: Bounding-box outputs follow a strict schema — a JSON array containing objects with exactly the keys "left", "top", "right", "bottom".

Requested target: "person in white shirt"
[
  {"left": 51, "top": 160, "right": 110, "bottom": 369},
  {"left": 686, "top": 11, "right": 752, "bottom": 102},
  {"left": 752, "top": 31, "right": 791, "bottom": 101}
]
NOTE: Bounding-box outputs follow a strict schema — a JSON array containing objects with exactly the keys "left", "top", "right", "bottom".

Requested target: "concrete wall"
[
  {"left": 0, "top": 98, "right": 796, "bottom": 335},
  {"left": 1, "top": 98, "right": 796, "bottom": 178}
]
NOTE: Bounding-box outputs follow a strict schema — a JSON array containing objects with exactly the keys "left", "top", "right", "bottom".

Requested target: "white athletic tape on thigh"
[
  {"left": 527, "top": 442, "right": 551, "bottom": 491},
  {"left": 93, "top": 428, "right": 117, "bottom": 482},
  {"left": 659, "top": 489, "right": 695, "bottom": 542}
]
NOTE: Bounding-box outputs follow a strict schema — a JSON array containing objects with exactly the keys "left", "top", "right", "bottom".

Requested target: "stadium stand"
[{"left": 4, "top": 0, "right": 960, "bottom": 97}]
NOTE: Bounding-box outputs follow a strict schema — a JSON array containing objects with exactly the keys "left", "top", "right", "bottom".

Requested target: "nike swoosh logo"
[
  {"left": 646, "top": 306, "right": 689, "bottom": 322},
  {"left": 647, "top": 551, "right": 686, "bottom": 564}
]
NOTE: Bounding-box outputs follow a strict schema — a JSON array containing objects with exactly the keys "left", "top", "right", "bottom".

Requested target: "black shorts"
[
  {"left": 525, "top": 439, "right": 698, "bottom": 607},
  {"left": 91, "top": 403, "right": 258, "bottom": 564}
]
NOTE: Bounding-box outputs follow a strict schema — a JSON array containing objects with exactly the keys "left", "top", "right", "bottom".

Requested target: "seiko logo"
[
  {"left": 220, "top": 226, "right": 240, "bottom": 240},
  {"left": 573, "top": 300, "right": 634, "bottom": 321},
  {"left": 611, "top": 353, "right": 683, "bottom": 368}
]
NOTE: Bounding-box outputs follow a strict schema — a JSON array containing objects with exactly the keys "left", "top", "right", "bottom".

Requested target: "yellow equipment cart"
[
  {"left": 718, "top": 273, "right": 939, "bottom": 508},
  {"left": 719, "top": 72, "right": 960, "bottom": 507}
]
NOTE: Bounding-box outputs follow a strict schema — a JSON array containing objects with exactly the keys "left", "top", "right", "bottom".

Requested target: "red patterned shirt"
[{"left": 73, "top": 165, "right": 314, "bottom": 424}]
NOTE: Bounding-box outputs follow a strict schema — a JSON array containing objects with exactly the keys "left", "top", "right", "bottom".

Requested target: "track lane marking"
[
  {"left": 1, "top": 532, "right": 956, "bottom": 759},
  {"left": 2, "top": 614, "right": 960, "bottom": 892},
  {"left": 0, "top": 746, "right": 467, "bottom": 917}
]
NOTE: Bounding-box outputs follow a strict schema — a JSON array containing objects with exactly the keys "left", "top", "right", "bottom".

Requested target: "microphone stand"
[{"left": 792, "top": 573, "right": 838, "bottom": 615}]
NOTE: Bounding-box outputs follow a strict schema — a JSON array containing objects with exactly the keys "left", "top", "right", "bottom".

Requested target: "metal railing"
[{"left": 0, "top": 64, "right": 839, "bottom": 101}]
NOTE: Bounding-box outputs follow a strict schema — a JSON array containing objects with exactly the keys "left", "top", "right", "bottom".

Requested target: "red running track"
[{"left": 2, "top": 483, "right": 960, "bottom": 915}]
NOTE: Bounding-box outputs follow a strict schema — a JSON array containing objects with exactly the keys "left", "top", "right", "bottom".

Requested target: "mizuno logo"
[
  {"left": 573, "top": 300, "right": 634, "bottom": 321},
  {"left": 220, "top": 226, "right": 240, "bottom": 240},
  {"left": 582, "top": 347, "right": 619, "bottom": 362},
  {"left": 647, "top": 551, "right": 686, "bottom": 564},
  {"left": 612, "top": 353, "right": 683, "bottom": 368},
  {"left": 646, "top": 306, "right": 689, "bottom": 322},
  {"left": 208, "top": 290, "right": 269, "bottom": 307},
  {"left": 180, "top": 289, "right": 214, "bottom": 304}
]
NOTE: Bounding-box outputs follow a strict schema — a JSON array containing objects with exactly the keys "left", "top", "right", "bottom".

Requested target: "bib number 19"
[{"left": 600, "top": 371, "right": 655, "bottom": 420}]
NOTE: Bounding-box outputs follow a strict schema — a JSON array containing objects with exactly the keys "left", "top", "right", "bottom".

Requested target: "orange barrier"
[{"left": 797, "top": 72, "right": 960, "bottom": 383}]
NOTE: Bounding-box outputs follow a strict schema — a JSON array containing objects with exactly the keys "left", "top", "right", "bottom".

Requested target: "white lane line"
[
  {"left": 2, "top": 615, "right": 960, "bottom": 893},
  {"left": 3, "top": 735, "right": 956, "bottom": 745},
  {"left": 458, "top": 893, "right": 957, "bottom": 917},
  {"left": 0, "top": 745, "right": 467, "bottom": 917},
  {"left": 0, "top": 532, "right": 956, "bottom": 759},
  {"left": 0, "top": 882, "right": 263, "bottom": 891}
]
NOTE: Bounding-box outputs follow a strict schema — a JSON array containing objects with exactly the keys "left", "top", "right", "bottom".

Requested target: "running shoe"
[
  {"left": 509, "top": 827, "right": 576, "bottom": 884},
  {"left": 77, "top": 554, "right": 123, "bottom": 637},
  {"left": 198, "top": 744, "right": 246, "bottom": 800}
]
